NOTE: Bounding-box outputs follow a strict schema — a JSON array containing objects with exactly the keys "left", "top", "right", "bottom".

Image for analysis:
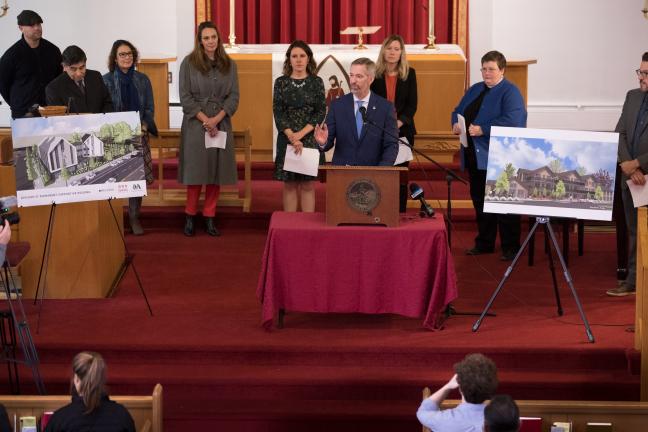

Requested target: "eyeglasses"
[
  {"left": 480, "top": 67, "right": 499, "bottom": 73},
  {"left": 636, "top": 69, "right": 648, "bottom": 78},
  {"left": 118, "top": 51, "right": 134, "bottom": 58}
]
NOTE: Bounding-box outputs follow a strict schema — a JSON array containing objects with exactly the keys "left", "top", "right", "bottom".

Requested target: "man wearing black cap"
[{"left": 0, "top": 10, "right": 62, "bottom": 118}]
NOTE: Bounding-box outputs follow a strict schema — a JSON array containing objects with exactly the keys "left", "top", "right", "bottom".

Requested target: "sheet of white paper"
[
  {"left": 394, "top": 137, "right": 413, "bottom": 165},
  {"left": 283, "top": 146, "right": 320, "bottom": 177},
  {"left": 627, "top": 175, "right": 648, "bottom": 207},
  {"left": 457, "top": 114, "right": 468, "bottom": 148},
  {"left": 204, "top": 131, "right": 227, "bottom": 149}
]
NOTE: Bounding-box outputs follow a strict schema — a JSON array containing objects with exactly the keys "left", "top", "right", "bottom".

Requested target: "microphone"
[
  {"left": 359, "top": 106, "right": 367, "bottom": 124},
  {"left": 409, "top": 183, "right": 435, "bottom": 217}
]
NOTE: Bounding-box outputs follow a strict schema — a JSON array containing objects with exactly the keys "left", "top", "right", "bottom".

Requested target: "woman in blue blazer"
[{"left": 451, "top": 51, "right": 527, "bottom": 261}]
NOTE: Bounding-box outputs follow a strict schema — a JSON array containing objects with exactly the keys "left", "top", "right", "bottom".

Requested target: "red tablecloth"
[{"left": 256, "top": 212, "right": 457, "bottom": 329}]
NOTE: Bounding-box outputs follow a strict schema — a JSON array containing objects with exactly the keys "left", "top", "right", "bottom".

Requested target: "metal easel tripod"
[
  {"left": 472, "top": 216, "right": 595, "bottom": 343},
  {"left": 2, "top": 245, "right": 46, "bottom": 394}
]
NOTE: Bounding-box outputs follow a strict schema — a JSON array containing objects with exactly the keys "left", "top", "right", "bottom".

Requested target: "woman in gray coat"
[{"left": 179, "top": 21, "right": 239, "bottom": 237}]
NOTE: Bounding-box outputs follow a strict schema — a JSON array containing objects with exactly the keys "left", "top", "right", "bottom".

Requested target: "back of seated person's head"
[
  {"left": 484, "top": 394, "right": 520, "bottom": 432},
  {"left": 71, "top": 351, "right": 106, "bottom": 414},
  {"left": 454, "top": 353, "right": 498, "bottom": 404}
]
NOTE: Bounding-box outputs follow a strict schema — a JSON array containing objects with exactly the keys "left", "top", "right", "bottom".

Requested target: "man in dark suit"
[
  {"left": 607, "top": 52, "right": 648, "bottom": 296},
  {"left": 45, "top": 45, "right": 112, "bottom": 114},
  {"left": 314, "top": 57, "right": 398, "bottom": 166}
]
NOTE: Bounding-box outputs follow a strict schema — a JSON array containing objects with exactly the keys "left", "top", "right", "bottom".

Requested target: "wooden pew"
[
  {"left": 421, "top": 388, "right": 648, "bottom": 432},
  {"left": 148, "top": 128, "right": 252, "bottom": 212},
  {"left": 0, "top": 383, "right": 162, "bottom": 432}
]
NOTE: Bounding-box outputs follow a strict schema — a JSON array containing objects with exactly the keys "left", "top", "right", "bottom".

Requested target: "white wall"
[
  {"left": 0, "top": 0, "right": 191, "bottom": 126},
  {"left": 470, "top": 0, "right": 648, "bottom": 131},
  {"left": 3, "top": 1, "right": 647, "bottom": 131}
]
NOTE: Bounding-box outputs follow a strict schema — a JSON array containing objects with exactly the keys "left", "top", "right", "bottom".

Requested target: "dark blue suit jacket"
[{"left": 322, "top": 92, "right": 398, "bottom": 166}]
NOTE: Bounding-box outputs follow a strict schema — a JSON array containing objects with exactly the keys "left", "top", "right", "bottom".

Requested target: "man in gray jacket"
[{"left": 608, "top": 52, "right": 648, "bottom": 296}]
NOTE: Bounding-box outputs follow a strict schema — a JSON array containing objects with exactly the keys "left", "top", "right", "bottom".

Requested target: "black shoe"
[
  {"left": 465, "top": 247, "right": 494, "bottom": 256},
  {"left": 205, "top": 217, "right": 221, "bottom": 237},
  {"left": 184, "top": 215, "right": 195, "bottom": 237},
  {"left": 500, "top": 249, "right": 518, "bottom": 261}
]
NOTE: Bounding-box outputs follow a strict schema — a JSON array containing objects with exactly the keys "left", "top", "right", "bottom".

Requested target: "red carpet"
[{"left": 1, "top": 176, "right": 638, "bottom": 431}]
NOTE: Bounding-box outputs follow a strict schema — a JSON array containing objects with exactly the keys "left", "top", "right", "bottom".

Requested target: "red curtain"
[{"left": 205, "top": 0, "right": 454, "bottom": 45}]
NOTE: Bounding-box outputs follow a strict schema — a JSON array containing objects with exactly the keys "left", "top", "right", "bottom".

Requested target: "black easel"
[
  {"left": 106, "top": 199, "right": 153, "bottom": 316},
  {"left": 472, "top": 216, "right": 595, "bottom": 343},
  {"left": 2, "top": 251, "right": 46, "bottom": 394}
]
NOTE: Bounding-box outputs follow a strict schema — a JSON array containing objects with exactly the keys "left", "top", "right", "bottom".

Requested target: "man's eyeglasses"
[
  {"left": 636, "top": 69, "right": 648, "bottom": 79},
  {"left": 480, "top": 67, "right": 499, "bottom": 73},
  {"left": 118, "top": 52, "right": 134, "bottom": 58}
]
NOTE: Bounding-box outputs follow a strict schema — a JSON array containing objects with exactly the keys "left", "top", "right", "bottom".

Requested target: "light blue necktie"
[{"left": 355, "top": 100, "right": 364, "bottom": 138}]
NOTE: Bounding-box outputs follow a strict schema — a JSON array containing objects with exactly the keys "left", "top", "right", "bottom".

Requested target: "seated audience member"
[
  {"left": 0, "top": 220, "right": 10, "bottom": 265},
  {"left": 484, "top": 395, "right": 520, "bottom": 432},
  {"left": 46, "top": 45, "right": 113, "bottom": 114},
  {"left": 417, "top": 353, "right": 498, "bottom": 431},
  {"left": 45, "top": 351, "right": 135, "bottom": 432}
]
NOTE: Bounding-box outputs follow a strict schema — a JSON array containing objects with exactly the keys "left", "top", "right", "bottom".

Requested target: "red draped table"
[{"left": 256, "top": 212, "right": 458, "bottom": 329}]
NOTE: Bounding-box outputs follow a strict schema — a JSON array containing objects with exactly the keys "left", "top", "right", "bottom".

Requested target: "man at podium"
[{"left": 314, "top": 57, "right": 398, "bottom": 166}]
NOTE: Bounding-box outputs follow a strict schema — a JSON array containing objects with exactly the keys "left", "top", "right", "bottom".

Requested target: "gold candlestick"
[
  {"left": 424, "top": 0, "right": 437, "bottom": 50},
  {"left": 225, "top": 0, "right": 238, "bottom": 49}
]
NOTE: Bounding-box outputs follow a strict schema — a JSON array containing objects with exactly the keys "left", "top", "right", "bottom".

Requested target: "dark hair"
[
  {"left": 282, "top": 40, "right": 317, "bottom": 76},
  {"left": 61, "top": 45, "right": 87, "bottom": 66},
  {"left": 329, "top": 75, "right": 340, "bottom": 87},
  {"left": 351, "top": 57, "right": 376, "bottom": 77},
  {"left": 71, "top": 351, "right": 107, "bottom": 414},
  {"left": 107, "top": 40, "right": 139, "bottom": 72},
  {"left": 484, "top": 395, "right": 520, "bottom": 432},
  {"left": 189, "top": 21, "right": 231, "bottom": 75},
  {"left": 454, "top": 353, "right": 498, "bottom": 404},
  {"left": 642, "top": 52, "right": 648, "bottom": 62},
  {"left": 481, "top": 50, "right": 507, "bottom": 70},
  {"left": 17, "top": 10, "right": 42, "bottom": 26}
]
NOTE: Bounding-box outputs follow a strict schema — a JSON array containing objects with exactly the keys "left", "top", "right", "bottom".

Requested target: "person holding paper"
[
  {"left": 103, "top": 39, "right": 158, "bottom": 236},
  {"left": 371, "top": 34, "right": 418, "bottom": 212},
  {"left": 451, "top": 51, "right": 526, "bottom": 261},
  {"left": 178, "top": 21, "right": 239, "bottom": 237},
  {"left": 272, "top": 40, "right": 326, "bottom": 212},
  {"left": 314, "top": 58, "right": 398, "bottom": 167},
  {"left": 607, "top": 52, "right": 648, "bottom": 297}
]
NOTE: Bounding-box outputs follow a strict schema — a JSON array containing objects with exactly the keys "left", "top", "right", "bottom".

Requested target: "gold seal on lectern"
[{"left": 346, "top": 178, "right": 381, "bottom": 214}]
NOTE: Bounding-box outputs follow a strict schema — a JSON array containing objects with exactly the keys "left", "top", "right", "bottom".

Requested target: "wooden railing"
[
  {"left": 0, "top": 383, "right": 162, "bottom": 432},
  {"left": 147, "top": 128, "right": 252, "bottom": 212},
  {"left": 421, "top": 388, "right": 648, "bottom": 432}
]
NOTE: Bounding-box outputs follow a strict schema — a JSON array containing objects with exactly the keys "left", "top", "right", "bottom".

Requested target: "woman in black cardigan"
[{"left": 371, "top": 34, "right": 418, "bottom": 212}]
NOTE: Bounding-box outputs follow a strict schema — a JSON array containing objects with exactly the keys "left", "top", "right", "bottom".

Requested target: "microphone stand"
[
  {"left": 362, "top": 116, "right": 467, "bottom": 248},
  {"left": 362, "top": 117, "right": 491, "bottom": 325}
]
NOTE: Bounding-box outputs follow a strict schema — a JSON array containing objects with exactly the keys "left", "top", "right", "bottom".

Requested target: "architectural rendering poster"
[
  {"left": 11, "top": 112, "right": 146, "bottom": 207},
  {"left": 484, "top": 127, "right": 618, "bottom": 221}
]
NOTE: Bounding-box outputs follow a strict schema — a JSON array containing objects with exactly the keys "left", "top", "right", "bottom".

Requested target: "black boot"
[
  {"left": 205, "top": 217, "right": 220, "bottom": 237},
  {"left": 128, "top": 197, "right": 144, "bottom": 235},
  {"left": 184, "top": 214, "right": 195, "bottom": 237}
]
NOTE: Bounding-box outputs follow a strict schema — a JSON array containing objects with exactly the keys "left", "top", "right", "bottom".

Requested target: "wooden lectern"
[{"left": 322, "top": 165, "right": 406, "bottom": 227}]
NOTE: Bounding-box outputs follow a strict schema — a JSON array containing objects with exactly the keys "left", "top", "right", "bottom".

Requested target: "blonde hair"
[
  {"left": 375, "top": 35, "right": 410, "bottom": 80},
  {"left": 72, "top": 351, "right": 107, "bottom": 414}
]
